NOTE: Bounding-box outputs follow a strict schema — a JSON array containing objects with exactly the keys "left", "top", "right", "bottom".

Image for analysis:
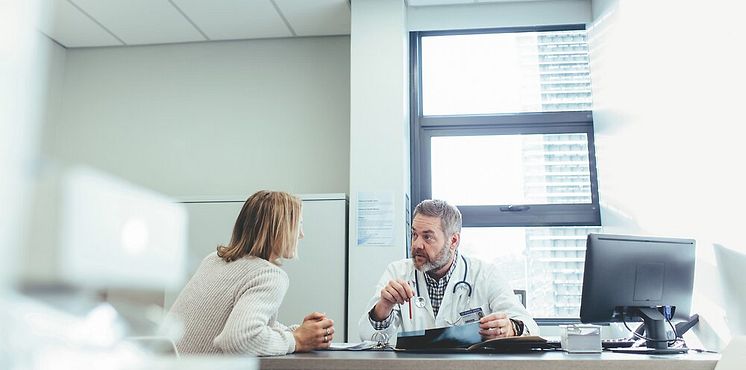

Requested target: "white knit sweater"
[{"left": 167, "top": 253, "right": 296, "bottom": 356}]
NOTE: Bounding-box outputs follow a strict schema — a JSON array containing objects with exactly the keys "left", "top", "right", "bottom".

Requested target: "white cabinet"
[{"left": 168, "top": 194, "right": 348, "bottom": 340}]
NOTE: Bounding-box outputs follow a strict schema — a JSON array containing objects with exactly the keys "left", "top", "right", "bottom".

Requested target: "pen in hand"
[{"left": 408, "top": 279, "right": 414, "bottom": 320}]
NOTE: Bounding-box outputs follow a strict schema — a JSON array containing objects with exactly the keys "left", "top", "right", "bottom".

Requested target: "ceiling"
[{"left": 38, "top": 0, "right": 542, "bottom": 48}]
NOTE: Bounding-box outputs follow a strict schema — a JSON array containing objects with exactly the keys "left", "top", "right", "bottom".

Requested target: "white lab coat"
[{"left": 358, "top": 254, "right": 539, "bottom": 343}]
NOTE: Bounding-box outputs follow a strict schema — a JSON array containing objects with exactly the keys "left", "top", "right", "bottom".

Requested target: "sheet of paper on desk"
[{"left": 327, "top": 341, "right": 379, "bottom": 351}]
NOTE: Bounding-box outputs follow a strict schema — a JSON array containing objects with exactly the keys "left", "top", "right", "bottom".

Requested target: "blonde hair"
[{"left": 217, "top": 190, "right": 302, "bottom": 263}]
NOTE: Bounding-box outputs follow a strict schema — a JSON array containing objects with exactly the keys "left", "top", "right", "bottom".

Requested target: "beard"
[{"left": 413, "top": 241, "right": 453, "bottom": 273}]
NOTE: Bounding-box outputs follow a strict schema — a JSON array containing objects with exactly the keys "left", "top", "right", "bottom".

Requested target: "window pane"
[
  {"left": 421, "top": 30, "right": 592, "bottom": 115},
  {"left": 431, "top": 133, "right": 593, "bottom": 206},
  {"left": 460, "top": 226, "right": 601, "bottom": 318}
]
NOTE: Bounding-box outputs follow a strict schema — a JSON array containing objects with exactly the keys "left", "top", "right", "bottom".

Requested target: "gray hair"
[{"left": 413, "top": 199, "right": 462, "bottom": 237}]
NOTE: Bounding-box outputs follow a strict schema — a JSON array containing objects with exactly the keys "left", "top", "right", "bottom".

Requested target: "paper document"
[
  {"left": 356, "top": 192, "right": 394, "bottom": 246},
  {"left": 327, "top": 341, "right": 379, "bottom": 351}
]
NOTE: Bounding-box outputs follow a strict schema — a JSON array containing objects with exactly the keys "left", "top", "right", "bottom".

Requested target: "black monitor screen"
[{"left": 580, "top": 233, "right": 695, "bottom": 342}]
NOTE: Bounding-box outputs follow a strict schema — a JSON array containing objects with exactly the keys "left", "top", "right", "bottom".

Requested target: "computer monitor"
[{"left": 580, "top": 233, "right": 695, "bottom": 350}]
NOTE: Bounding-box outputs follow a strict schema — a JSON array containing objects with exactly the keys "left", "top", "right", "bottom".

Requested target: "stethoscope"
[{"left": 412, "top": 254, "right": 472, "bottom": 309}]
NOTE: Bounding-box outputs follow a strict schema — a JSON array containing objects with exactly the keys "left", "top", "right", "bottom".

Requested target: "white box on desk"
[{"left": 560, "top": 324, "right": 602, "bottom": 353}]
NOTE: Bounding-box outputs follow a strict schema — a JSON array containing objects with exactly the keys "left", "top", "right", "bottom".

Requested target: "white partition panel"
[{"left": 168, "top": 194, "right": 348, "bottom": 341}]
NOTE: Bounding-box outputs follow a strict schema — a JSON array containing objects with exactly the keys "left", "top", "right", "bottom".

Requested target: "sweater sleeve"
[
  {"left": 271, "top": 320, "right": 300, "bottom": 332},
  {"left": 213, "top": 267, "right": 296, "bottom": 356}
]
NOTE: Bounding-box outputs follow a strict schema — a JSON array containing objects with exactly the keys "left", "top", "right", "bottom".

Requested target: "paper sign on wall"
[{"left": 356, "top": 192, "right": 394, "bottom": 247}]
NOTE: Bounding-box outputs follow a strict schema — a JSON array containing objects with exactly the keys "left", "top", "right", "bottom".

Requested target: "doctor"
[{"left": 358, "top": 199, "right": 539, "bottom": 343}]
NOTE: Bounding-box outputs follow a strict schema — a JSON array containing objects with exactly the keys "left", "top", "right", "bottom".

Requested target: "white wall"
[
  {"left": 589, "top": 0, "right": 746, "bottom": 350},
  {"left": 408, "top": 0, "right": 591, "bottom": 31},
  {"left": 40, "top": 36, "right": 67, "bottom": 145},
  {"left": 348, "top": 0, "right": 410, "bottom": 341},
  {"left": 45, "top": 36, "right": 351, "bottom": 198}
]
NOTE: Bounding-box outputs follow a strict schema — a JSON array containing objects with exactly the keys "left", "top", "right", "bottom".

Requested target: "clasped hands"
[{"left": 293, "top": 311, "right": 335, "bottom": 352}]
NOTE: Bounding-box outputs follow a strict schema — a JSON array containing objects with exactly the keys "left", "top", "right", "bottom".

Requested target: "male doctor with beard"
[{"left": 358, "top": 199, "right": 539, "bottom": 343}]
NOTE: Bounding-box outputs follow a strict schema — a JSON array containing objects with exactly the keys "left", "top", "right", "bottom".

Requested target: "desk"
[{"left": 260, "top": 350, "right": 719, "bottom": 370}]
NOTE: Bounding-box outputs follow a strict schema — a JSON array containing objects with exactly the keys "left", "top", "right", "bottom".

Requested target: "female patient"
[{"left": 167, "top": 190, "right": 335, "bottom": 356}]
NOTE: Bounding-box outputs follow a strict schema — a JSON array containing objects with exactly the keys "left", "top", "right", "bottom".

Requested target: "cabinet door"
[{"left": 278, "top": 199, "right": 346, "bottom": 340}]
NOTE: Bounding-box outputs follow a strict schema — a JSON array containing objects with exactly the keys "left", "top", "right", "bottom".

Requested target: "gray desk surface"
[{"left": 260, "top": 350, "right": 719, "bottom": 370}]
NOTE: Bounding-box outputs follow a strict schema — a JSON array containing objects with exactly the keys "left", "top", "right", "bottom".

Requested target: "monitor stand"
[
  {"left": 614, "top": 307, "right": 686, "bottom": 355},
  {"left": 637, "top": 307, "right": 670, "bottom": 349}
]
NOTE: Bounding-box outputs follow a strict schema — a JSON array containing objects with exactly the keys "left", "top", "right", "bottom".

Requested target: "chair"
[{"left": 513, "top": 289, "right": 526, "bottom": 308}]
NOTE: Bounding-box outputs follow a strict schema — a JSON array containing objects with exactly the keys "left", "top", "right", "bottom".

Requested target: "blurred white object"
[
  {"left": 4, "top": 164, "right": 190, "bottom": 369},
  {"left": 715, "top": 336, "right": 746, "bottom": 370},
  {"left": 123, "top": 336, "right": 179, "bottom": 357},
  {"left": 61, "top": 167, "right": 188, "bottom": 289},
  {"left": 0, "top": 0, "right": 43, "bottom": 287},
  {"left": 714, "top": 244, "right": 746, "bottom": 338},
  {"left": 560, "top": 324, "right": 602, "bottom": 353},
  {"left": 1, "top": 292, "right": 140, "bottom": 370},
  {"left": 21, "top": 165, "right": 188, "bottom": 290}
]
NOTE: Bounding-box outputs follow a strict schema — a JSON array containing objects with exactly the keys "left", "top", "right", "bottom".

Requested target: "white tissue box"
[{"left": 559, "top": 324, "right": 602, "bottom": 353}]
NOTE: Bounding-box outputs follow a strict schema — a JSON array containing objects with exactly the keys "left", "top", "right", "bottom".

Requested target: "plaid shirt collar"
[{"left": 423, "top": 251, "right": 459, "bottom": 317}]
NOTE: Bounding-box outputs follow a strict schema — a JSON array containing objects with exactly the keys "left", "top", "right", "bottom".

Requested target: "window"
[
  {"left": 410, "top": 25, "right": 601, "bottom": 320},
  {"left": 420, "top": 28, "right": 592, "bottom": 115}
]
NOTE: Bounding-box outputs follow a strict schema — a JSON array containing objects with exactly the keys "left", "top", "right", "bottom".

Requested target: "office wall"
[
  {"left": 38, "top": 35, "right": 67, "bottom": 168},
  {"left": 45, "top": 36, "right": 350, "bottom": 198},
  {"left": 348, "top": 0, "right": 410, "bottom": 341},
  {"left": 408, "top": 0, "right": 591, "bottom": 31},
  {"left": 589, "top": 0, "right": 745, "bottom": 350}
]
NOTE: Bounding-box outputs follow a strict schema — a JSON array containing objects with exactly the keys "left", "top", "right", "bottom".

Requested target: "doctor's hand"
[
  {"left": 479, "top": 313, "right": 515, "bottom": 339},
  {"left": 293, "top": 311, "right": 335, "bottom": 352},
  {"left": 372, "top": 279, "right": 414, "bottom": 321}
]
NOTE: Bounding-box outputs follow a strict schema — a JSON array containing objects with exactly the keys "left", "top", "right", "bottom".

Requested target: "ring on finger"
[
  {"left": 326, "top": 328, "right": 330, "bottom": 336},
  {"left": 323, "top": 335, "right": 328, "bottom": 342}
]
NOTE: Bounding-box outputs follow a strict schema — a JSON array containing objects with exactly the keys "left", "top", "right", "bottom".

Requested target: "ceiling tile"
[
  {"left": 476, "top": 0, "right": 537, "bottom": 3},
  {"left": 273, "top": 0, "right": 350, "bottom": 37},
  {"left": 408, "top": 0, "right": 475, "bottom": 6},
  {"left": 172, "top": 0, "right": 292, "bottom": 40},
  {"left": 38, "top": 0, "right": 123, "bottom": 47},
  {"left": 71, "top": 0, "right": 206, "bottom": 45}
]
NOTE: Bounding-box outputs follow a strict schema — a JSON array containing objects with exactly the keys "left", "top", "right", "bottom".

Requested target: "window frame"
[{"left": 409, "top": 24, "right": 601, "bottom": 229}]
